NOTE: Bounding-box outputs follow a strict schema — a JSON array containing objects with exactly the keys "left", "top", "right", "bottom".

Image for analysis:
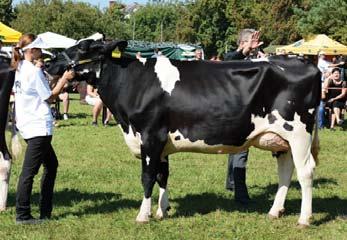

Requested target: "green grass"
[{"left": 1, "top": 94, "right": 347, "bottom": 240}]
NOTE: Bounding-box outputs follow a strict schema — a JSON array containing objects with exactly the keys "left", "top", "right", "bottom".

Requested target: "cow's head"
[{"left": 46, "top": 39, "right": 128, "bottom": 85}]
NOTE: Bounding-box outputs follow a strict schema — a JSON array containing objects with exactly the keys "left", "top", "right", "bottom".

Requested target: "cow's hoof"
[
  {"left": 297, "top": 223, "right": 310, "bottom": 229},
  {"left": 268, "top": 208, "right": 285, "bottom": 219},
  {"left": 155, "top": 206, "right": 170, "bottom": 220},
  {"left": 155, "top": 210, "right": 167, "bottom": 220},
  {"left": 136, "top": 213, "right": 151, "bottom": 224}
]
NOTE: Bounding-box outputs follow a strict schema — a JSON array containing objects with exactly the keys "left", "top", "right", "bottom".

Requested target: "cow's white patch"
[
  {"left": 121, "top": 125, "right": 142, "bottom": 158},
  {"left": 250, "top": 110, "right": 308, "bottom": 140},
  {"left": 250, "top": 57, "right": 269, "bottom": 62},
  {"left": 156, "top": 187, "right": 169, "bottom": 219},
  {"left": 308, "top": 108, "right": 315, "bottom": 114},
  {"left": 146, "top": 156, "right": 150, "bottom": 166},
  {"left": 136, "top": 197, "right": 151, "bottom": 223},
  {"left": 269, "top": 151, "right": 294, "bottom": 218},
  {"left": 162, "top": 130, "right": 246, "bottom": 158},
  {"left": 0, "top": 153, "right": 11, "bottom": 211},
  {"left": 138, "top": 57, "right": 147, "bottom": 65},
  {"left": 154, "top": 56, "right": 180, "bottom": 95}
]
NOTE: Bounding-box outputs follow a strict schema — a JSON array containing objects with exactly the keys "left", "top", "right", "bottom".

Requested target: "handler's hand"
[
  {"left": 62, "top": 69, "right": 75, "bottom": 81},
  {"left": 328, "top": 98, "right": 335, "bottom": 103}
]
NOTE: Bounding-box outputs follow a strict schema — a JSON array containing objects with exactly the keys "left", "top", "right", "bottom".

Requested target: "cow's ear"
[
  {"left": 77, "top": 39, "right": 94, "bottom": 52},
  {"left": 104, "top": 40, "right": 128, "bottom": 53}
]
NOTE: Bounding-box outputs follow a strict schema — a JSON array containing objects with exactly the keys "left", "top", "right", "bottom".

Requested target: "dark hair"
[
  {"left": 11, "top": 33, "right": 36, "bottom": 70},
  {"left": 331, "top": 68, "right": 340, "bottom": 74}
]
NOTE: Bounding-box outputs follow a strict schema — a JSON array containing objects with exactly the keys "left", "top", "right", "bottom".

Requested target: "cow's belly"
[
  {"left": 162, "top": 130, "right": 289, "bottom": 157},
  {"left": 121, "top": 110, "right": 299, "bottom": 159}
]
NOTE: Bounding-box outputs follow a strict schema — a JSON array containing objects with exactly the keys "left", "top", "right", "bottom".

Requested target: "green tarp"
[{"left": 122, "top": 40, "right": 202, "bottom": 60}]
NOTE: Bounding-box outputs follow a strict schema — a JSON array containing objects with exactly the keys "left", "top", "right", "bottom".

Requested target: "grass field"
[{"left": 1, "top": 94, "right": 347, "bottom": 240}]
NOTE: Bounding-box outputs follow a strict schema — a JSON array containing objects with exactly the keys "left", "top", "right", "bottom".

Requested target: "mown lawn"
[{"left": 1, "top": 94, "right": 347, "bottom": 240}]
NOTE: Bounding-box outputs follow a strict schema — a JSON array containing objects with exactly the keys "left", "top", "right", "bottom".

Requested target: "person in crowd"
[
  {"left": 151, "top": 48, "right": 162, "bottom": 58},
  {"left": 322, "top": 67, "right": 347, "bottom": 130},
  {"left": 12, "top": 33, "right": 75, "bottom": 224},
  {"left": 317, "top": 52, "right": 345, "bottom": 129},
  {"left": 223, "top": 29, "right": 263, "bottom": 205},
  {"left": 85, "top": 84, "right": 112, "bottom": 126},
  {"left": 58, "top": 86, "right": 70, "bottom": 120},
  {"left": 195, "top": 48, "right": 203, "bottom": 60}
]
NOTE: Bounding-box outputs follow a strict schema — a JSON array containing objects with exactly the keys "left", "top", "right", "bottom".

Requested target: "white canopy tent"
[{"left": 37, "top": 32, "right": 76, "bottom": 49}]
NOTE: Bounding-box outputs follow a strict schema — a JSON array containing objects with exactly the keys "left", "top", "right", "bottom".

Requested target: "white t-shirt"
[
  {"left": 13, "top": 60, "right": 53, "bottom": 139},
  {"left": 317, "top": 58, "right": 332, "bottom": 81}
]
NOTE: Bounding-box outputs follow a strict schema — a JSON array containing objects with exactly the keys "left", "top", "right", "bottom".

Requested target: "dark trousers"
[
  {"left": 16, "top": 136, "right": 58, "bottom": 220},
  {"left": 226, "top": 150, "right": 248, "bottom": 189}
]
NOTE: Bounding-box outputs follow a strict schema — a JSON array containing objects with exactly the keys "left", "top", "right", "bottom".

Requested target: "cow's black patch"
[
  {"left": 283, "top": 122, "right": 293, "bottom": 131},
  {"left": 175, "top": 136, "right": 181, "bottom": 141},
  {"left": 268, "top": 113, "right": 277, "bottom": 124}
]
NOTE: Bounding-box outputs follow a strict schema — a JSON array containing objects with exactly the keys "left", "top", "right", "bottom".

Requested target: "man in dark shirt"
[{"left": 224, "top": 29, "right": 263, "bottom": 205}]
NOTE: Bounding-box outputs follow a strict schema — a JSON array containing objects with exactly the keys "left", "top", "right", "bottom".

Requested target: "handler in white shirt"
[{"left": 12, "top": 33, "right": 74, "bottom": 224}]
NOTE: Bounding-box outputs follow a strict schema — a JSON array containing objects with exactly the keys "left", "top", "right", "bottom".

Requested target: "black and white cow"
[
  {"left": 47, "top": 40, "right": 321, "bottom": 227},
  {"left": 0, "top": 55, "right": 15, "bottom": 211}
]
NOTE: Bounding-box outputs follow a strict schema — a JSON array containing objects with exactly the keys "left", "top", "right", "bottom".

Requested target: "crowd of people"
[{"left": 317, "top": 52, "right": 347, "bottom": 130}]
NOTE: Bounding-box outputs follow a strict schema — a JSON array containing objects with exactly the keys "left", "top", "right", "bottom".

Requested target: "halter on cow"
[{"left": 47, "top": 40, "right": 321, "bottom": 227}]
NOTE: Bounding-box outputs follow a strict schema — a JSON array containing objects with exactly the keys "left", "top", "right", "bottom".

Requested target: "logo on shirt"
[{"left": 14, "top": 80, "right": 21, "bottom": 94}]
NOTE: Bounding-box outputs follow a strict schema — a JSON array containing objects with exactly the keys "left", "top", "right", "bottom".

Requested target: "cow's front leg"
[
  {"left": 155, "top": 159, "right": 170, "bottom": 219},
  {"left": 269, "top": 151, "right": 294, "bottom": 219},
  {"left": 136, "top": 139, "right": 164, "bottom": 223},
  {"left": 0, "top": 152, "right": 11, "bottom": 211}
]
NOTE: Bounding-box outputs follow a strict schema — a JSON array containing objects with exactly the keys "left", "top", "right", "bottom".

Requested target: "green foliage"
[
  {"left": 296, "top": 0, "right": 347, "bottom": 44},
  {"left": 11, "top": 0, "right": 102, "bottom": 39},
  {"left": 184, "top": 0, "right": 231, "bottom": 56},
  {"left": 1, "top": 94, "right": 347, "bottom": 239},
  {"left": 96, "top": 3, "right": 131, "bottom": 40},
  {"left": 130, "top": 3, "right": 182, "bottom": 42},
  {"left": 8, "top": 0, "right": 347, "bottom": 57},
  {"left": 0, "top": 0, "right": 15, "bottom": 24}
]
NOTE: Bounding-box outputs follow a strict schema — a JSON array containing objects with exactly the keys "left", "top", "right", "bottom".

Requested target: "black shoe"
[
  {"left": 234, "top": 167, "right": 252, "bottom": 206},
  {"left": 16, "top": 215, "right": 43, "bottom": 225},
  {"left": 39, "top": 213, "right": 51, "bottom": 220},
  {"left": 92, "top": 121, "right": 98, "bottom": 126}
]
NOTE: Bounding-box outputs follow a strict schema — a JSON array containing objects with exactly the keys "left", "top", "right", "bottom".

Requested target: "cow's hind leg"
[
  {"left": 0, "top": 152, "right": 11, "bottom": 211},
  {"left": 269, "top": 151, "right": 294, "bottom": 219},
  {"left": 289, "top": 136, "right": 316, "bottom": 227},
  {"left": 155, "top": 158, "right": 170, "bottom": 219},
  {"left": 136, "top": 137, "right": 165, "bottom": 223}
]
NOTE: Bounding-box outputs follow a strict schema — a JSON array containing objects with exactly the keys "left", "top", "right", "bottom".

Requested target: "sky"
[{"left": 13, "top": 0, "right": 149, "bottom": 9}]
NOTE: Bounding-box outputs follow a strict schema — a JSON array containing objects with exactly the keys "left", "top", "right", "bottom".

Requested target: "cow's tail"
[
  {"left": 311, "top": 107, "right": 320, "bottom": 165},
  {"left": 10, "top": 118, "right": 21, "bottom": 160}
]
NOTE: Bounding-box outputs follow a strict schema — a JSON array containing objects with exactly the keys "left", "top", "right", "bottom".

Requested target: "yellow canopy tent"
[
  {"left": 0, "top": 22, "right": 22, "bottom": 43},
  {"left": 276, "top": 34, "right": 347, "bottom": 55}
]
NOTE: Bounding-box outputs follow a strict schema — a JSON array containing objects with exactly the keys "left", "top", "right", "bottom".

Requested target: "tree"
[
  {"left": 11, "top": 0, "right": 102, "bottom": 39},
  {"left": 296, "top": 0, "right": 347, "bottom": 44},
  {"left": 182, "top": 0, "right": 231, "bottom": 56},
  {"left": 0, "top": 0, "right": 15, "bottom": 24},
  {"left": 96, "top": 2, "right": 131, "bottom": 40},
  {"left": 130, "top": 3, "right": 182, "bottom": 42}
]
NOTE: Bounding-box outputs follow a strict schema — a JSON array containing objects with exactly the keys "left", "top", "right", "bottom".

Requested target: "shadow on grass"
[
  {"left": 7, "top": 188, "right": 140, "bottom": 218},
  {"left": 171, "top": 177, "right": 346, "bottom": 226}
]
